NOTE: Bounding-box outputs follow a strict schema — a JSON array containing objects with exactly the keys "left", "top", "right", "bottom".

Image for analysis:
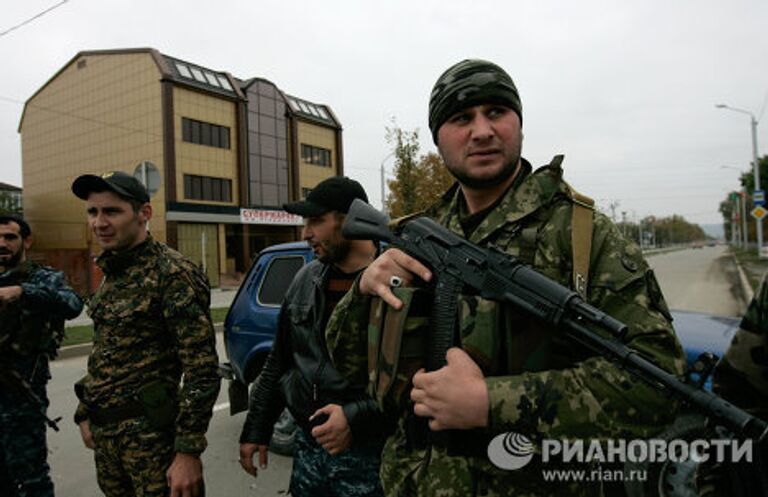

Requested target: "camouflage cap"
[{"left": 428, "top": 59, "right": 522, "bottom": 143}]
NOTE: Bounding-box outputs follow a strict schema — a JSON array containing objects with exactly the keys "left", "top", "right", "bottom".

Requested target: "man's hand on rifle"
[
  {"left": 411, "top": 347, "right": 489, "bottom": 431},
  {"left": 359, "top": 249, "right": 432, "bottom": 309},
  {"left": 0, "top": 285, "right": 22, "bottom": 309}
]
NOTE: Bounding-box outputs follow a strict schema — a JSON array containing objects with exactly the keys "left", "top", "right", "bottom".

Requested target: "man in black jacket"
[{"left": 239, "top": 177, "right": 384, "bottom": 497}]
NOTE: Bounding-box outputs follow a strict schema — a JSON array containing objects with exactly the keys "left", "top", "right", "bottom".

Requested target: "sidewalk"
[
  {"left": 730, "top": 246, "right": 768, "bottom": 298},
  {"left": 65, "top": 287, "right": 240, "bottom": 328}
]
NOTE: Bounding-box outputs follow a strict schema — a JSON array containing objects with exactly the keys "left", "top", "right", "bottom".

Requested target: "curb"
[
  {"left": 731, "top": 254, "right": 755, "bottom": 305},
  {"left": 642, "top": 247, "right": 687, "bottom": 257},
  {"left": 56, "top": 323, "right": 224, "bottom": 361}
]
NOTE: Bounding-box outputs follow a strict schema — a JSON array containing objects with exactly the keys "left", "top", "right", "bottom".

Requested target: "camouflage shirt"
[
  {"left": 74, "top": 235, "right": 220, "bottom": 454},
  {"left": 326, "top": 158, "right": 686, "bottom": 496},
  {"left": 713, "top": 272, "right": 768, "bottom": 420},
  {"left": 0, "top": 261, "right": 83, "bottom": 393}
]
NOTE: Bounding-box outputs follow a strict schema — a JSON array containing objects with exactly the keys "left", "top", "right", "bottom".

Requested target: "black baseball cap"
[
  {"left": 283, "top": 176, "right": 368, "bottom": 217},
  {"left": 72, "top": 171, "right": 150, "bottom": 203}
]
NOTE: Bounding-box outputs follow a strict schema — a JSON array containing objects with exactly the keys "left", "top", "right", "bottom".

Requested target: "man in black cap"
[
  {"left": 0, "top": 214, "right": 82, "bottom": 497},
  {"left": 239, "top": 176, "right": 385, "bottom": 497},
  {"left": 71, "top": 171, "right": 220, "bottom": 497}
]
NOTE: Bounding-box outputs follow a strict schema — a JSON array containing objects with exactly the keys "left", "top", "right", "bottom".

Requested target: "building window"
[
  {"left": 183, "top": 175, "right": 232, "bottom": 202},
  {"left": 300, "top": 144, "right": 332, "bottom": 167},
  {"left": 182, "top": 117, "right": 231, "bottom": 149}
]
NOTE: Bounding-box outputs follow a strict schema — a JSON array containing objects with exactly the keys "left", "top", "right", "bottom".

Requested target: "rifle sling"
[{"left": 569, "top": 188, "right": 594, "bottom": 299}]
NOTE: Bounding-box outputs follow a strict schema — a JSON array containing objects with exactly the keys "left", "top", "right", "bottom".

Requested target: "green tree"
[
  {"left": 385, "top": 126, "right": 420, "bottom": 218},
  {"left": 651, "top": 215, "right": 707, "bottom": 246},
  {"left": 412, "top": 152, "right": 454, "bottom": 210},
  {"left": 385, "top": 128, "right": 457, "bottom": 217},
  {"left": 718, "top": 155, "right": 768, "bottom": 242}
]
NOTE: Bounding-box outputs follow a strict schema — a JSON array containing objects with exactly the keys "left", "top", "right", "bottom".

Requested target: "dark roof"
[
  {"left": 161, "top": 54, "right": 243, "bottom": 100},
  {"left": 284, "top": 94, "right": 340, "bottom": 128},
  {"left": 0, "top": 182, "right": 21, "bottom": 192},
  {"left": 20, "top": 48, "right": 246, "bottom": 130}
]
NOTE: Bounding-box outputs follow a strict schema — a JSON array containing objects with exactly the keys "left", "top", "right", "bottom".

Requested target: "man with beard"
[
  {"left": 324, "top": 59, "right": 685, "bottom": 496},
  {"left": 0, "top": 214, "right": 83, "bottom": 497},
  {"left": 239, "top": 176, "right": 385, "bottom": 497}
]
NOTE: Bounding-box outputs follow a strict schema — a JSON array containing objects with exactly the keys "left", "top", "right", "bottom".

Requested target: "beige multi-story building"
[{"left": 19, "top": 48, "right": 343, "bottom": 293}]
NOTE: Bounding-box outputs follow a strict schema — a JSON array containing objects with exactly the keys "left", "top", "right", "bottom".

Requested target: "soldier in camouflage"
[
  {"left": 325, "top": 59, "right": 686, "bottom": 496},
  {"left": 714, "top": 271, "right": 768, "bottom": 419},
  {"left": 0, "top": 214, "right": 83, "bottom": 497},
  {"left": 695, "top": 271, "right": 768, "bottom": 495},
  {"left": 71, "top": 171, "right": 220, "bottom": 497}
]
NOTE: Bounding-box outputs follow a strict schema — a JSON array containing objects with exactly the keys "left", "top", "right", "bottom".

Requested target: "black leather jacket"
[{"left": 239, "top": 260, "right": 384, "bottom": 446}]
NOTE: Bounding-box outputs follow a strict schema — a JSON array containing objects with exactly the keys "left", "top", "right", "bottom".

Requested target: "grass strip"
[{"left": 62, "top": 307, "right": 231, "bottom": 347}]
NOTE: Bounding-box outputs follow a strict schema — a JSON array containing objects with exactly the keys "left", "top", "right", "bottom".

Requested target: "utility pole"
[
  {"left": 380, "top": 151, "right": 395, "bottom": 215},
  {"left": 621, "top": 211, "right": 627, "bottom": 237},
  {"left": 731, "top": 192, "right": 738, "bottom": 245},
  {"left": 717, "top": 104, "right": 763, "bottom": 257},
  {"left": 608, "top": 201, "right": 619, "bottom": 223},
  {"left": 741, "top": 190, "right": 748, "bottom": 247}
]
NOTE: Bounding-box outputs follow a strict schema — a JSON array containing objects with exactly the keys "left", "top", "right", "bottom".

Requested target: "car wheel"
[
  {"left": 624, "top": 413, "right": 713, "bottom": 497},
  {"left": 269, "top": 408, "right": 297, "bottom": 456}
]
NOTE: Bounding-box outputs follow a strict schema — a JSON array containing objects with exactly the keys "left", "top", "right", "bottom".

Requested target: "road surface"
[
  {"left": 646, "top": 245, "right": 744, "bottom": 317},
  {"left": 48, "top": 333, "right": 293, "bottom": 496}
]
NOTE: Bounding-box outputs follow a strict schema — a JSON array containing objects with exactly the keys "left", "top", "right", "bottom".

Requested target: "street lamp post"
[
  {"left": 731, "top": 192, "right": 738, "bottom": 245},
  {"left": 380, "top": 151, "right": 395, "bottom": 215},
  {"left": 717, "top": 104, "right": 763, "bottom": 257},
  {"left": 740, "top": 190, "right": 748, "bottom": 247}
]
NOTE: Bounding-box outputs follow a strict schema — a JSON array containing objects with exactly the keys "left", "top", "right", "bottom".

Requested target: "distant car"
[
  {"left": 220, "top": 242, "right": 742, "bottom": 493},
  {"left": 692, "top": 242, "right": 704, "bottom": 249}
]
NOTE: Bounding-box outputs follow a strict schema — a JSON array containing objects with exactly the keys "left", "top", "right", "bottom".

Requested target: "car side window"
[{"left": 257, "top": 256, "right": 306, "bottom": 306}]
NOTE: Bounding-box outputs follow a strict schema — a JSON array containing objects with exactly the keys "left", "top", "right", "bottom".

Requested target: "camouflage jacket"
[
  {"left": 713, "top": 272, "right": 768, "bottom": 420},
  {"left": 74, "top": 236, "right": 220, "bottom": 454},
  {"left": 326, "top": 158, "right": 686, "bottom": 497},
  {"left": 0, "top": 261, "right": 83, "bottom": 394}
]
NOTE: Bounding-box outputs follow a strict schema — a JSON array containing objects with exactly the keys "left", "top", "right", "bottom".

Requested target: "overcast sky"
[{"left": 1, "top": 0, "right": 766, "bottom": 226}]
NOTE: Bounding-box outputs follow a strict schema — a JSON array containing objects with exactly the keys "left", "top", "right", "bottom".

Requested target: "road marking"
[{"left": 213, "top": 402, "right": 230, "bottom": 413}]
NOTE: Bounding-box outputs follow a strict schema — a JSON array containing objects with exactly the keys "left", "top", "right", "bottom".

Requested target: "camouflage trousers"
[
  {"left": 0, "top": 395, "right": 54, "bottom": 497},
  {"left": 290, "top": 428, "right": 384, "bottom": 497},
  {"left": 91, "top": 416, "right": 175, "bottom": 497}
]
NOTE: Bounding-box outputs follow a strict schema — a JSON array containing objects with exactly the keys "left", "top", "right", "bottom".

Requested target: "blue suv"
[{"left": 219, "top": 241, "right": 313, "bottom": 416}]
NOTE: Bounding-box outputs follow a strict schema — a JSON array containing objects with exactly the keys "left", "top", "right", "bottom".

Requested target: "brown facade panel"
[
  {"left": 166, "top": 220, "right": 178, "bottom": 249},
  {"left": 335, "top": 128, "right": 344, "bottom": 175},
  {"left": 162, "top": 81, "right": 177, "bottom": 203}
]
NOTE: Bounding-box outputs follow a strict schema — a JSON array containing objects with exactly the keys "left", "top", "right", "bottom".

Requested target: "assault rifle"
[
  {"left": 342, "top": 199, "right": 767, "bottom": 445},
  {"left": 0, "top": 265, "right": 61, "bottom": 431}
]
